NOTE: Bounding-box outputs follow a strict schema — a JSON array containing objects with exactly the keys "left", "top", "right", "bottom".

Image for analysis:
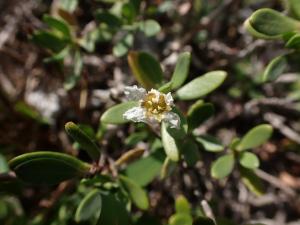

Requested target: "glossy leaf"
[
  {"left": 170, "top": 52, "right": 191, "bottom": 90},
  {"left": 181, "top": 139, "right": 200, "bottom": 167},
  {"left": 100, "top": 101, "right": 139, "bottom": 124},
  {"left": 262, "top": 54, "right": 287, "bottom": 82},
  {"left": 119, "top": 175, "right": 149, "bottom": 210},
  {"left": 124, "top": 149, "right": 165, "bottom": 186},
  {"left": 0, "top": 154, "right": 9, "bottom": 173},
  {"left": 128, "top": 51, "right": 163, "bottom": 89},
  {"left": 245, "top": 8, "right": 300, "bottom": 39},
  {"left": 161, "top": 122, "right": 180, "bottom": 161},
  {"left": 288, "top": 0, "right": 300, "bottom": 20},
  {"left": 94, "top": 10, "right": 123, "bottom": 27},
  {"left": 31, "top": 31, "right": 67, "bottom": 52},
  {"left": 97, "top": 193, "right": 131, "bottom": 225},
  {"left": 176, "top": 71, "right": 227, "bottom": 100},
  {"left": 236, "top": 124, "right": 273, "bottom": 151},
  {"left": 169, "top": 214, "right": 193, "bottom": 225},
  {"left": 139, "top": 20, "right": 161, "bottom": 37},
  {"left": 286, "top": 33, "right": 300, "bottom": 48},
  {"left": 187, "top": 100, "right": 214, "bottom": 130},
  {"left": 75, "top": 189, "right": 102, "bottom": 222},
  {"left": 9, "top": 151, "right": 90, "bottom": 185},
  {"left": 59, "top": 0, "right": 78, "bottom": 12},
  {"left": 240, "top": 167, "right": 264, "bottom": 196},
  {"left": 43, "top": 15, "right": 71, "bottom": 39},
  {"left": 65, "top": 122, "right": 101, "bottom": 160},
  {"left": 239, "top": 152, "right": 260, "bottom": 169},
  {"left": 196, "top": 135, "right": 224, "bottom": 152},
  {"left": 211, "top": 154, "right": 234, "bottom": 179},
  {"left": 175, "top": 196, "right": 191, "bottom": 214}
]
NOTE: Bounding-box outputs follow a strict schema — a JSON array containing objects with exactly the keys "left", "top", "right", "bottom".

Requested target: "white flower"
[{"left": 123, "top": 85, "right": 180, "bottom": 129}]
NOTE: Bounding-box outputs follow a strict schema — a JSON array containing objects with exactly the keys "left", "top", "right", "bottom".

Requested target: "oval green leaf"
[
  {"left": 0, "top": 154, "right": 9, "bottom": 173},
  {"left": 239, "top": 152, "right": 260, "bottom": 169},
  {"left": 140, "top": 20, "right": 161, "bottom": 37},
  {"left": 288, "top": 0, "right": 300, "bottom": 20},
  {"left": 65, "top": 122, "right": 100, "bottom": 160},
  {"left": 245, "top": 8, "right": 300, "bottom": 39},
  {"left": 170, "top": 52, "right": 191, "bottom": 90},
  {"left": 128, "top": 51, "right": 163, "bottom": 89},
  {"left": 43, "top": 15, "right": 71, "bottom": 39},
  {"left": 187, "top": 100, "right": 214, "bottom": 130},
  {"left": 175, "top": 195, "right": 191, "bottom": 214},
  {"left": 211, "top": 154, "right": 234, "bottom": 179},
  {"left": 169, "top": 214, "right": 193, "bottom": 225},
  {"left": 100, "top": 101, "right": 139, "bottom": 124},
  {"left": 196, "top": 135, "right": 224, "bottom": 152},
  {"left": 119, "top": 175, "right": 149, "bottom": 210},
  {"left": 9, "top": 151, "right": 90, "bottom": 185},
  {"left": 124, "top": 149, "right": 165, "bottom": 187},
  {"left": 240, "top": 167, "right": 264, "bottom": 196},
  {"left": 161, "top": 122, "right": 180, "bottom": 161},
  {"left": 75, "top": 189, "right": 102, "bottom": 222},
  {"left": 236, "top": 124, "right": 273, "bottom": 151},
  {"left": 286, "top": 33, "right": 300, "bottom": 48},
  {"left": 262, "top": 55, "right": 288, "bottom": 82},
  {"left": 176, "top": 71, "right": 227, "bottom": 100}
]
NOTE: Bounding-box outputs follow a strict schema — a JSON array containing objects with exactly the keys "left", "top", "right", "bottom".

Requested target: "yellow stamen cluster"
[{"left": 140, "top": 92, "right": 171, "bottom": 122}]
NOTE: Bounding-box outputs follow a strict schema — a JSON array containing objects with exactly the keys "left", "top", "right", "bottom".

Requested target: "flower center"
[{"left": 140, "top": 92, "right": 171, "bottom": 121}]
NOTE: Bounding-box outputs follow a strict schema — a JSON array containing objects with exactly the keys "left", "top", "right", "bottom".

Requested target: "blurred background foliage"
[{"left": 0, "top": 0, "right": 300, "bottom": 225}]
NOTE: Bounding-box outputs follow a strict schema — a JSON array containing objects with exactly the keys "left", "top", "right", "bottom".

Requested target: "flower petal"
[
  {"left": 165, "top": 92, "right": 174, "bottom": 106},
  {"left": 124, "top": 85, "right": 146, "bottom": 101},
  {"left": 163, "top": 112, "right": 180, "bottom": 129},
  {"left": 123, "top": 107, "right": 147, "bottom": 123}
]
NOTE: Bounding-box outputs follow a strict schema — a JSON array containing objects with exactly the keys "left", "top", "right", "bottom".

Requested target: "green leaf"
[
  {"left": 128, "top": 51, "right": 163, "bottom": 89},
  {"left": 43, "top": 15, "right": 71, "bottom": 39},
  {"left": 100, "top": 101, "right": 139, "bottom": 124},
  {"left": 176, "top": 71, "right": 227, "bottom": 100},
  {"left": 9, "top": 151, "right": 90, "bottom": 185},
  {"left": 169, "top": 214, "right": 193, "bottom": 225},
  {"left": 122, "top": 2, "right": 136, "bottom": 23},
  {"left": 65, "top": 122, "right": 101, "bottom": 160},
  {"left": 245, "top": 8, "right": 300, "bottom": 39},
  {"left": 170, "top": 52, "right": 191, "bottom": 90},
  {"left": 187, "top": 100, "right": 214, "bottom": 130},
  {"left": 239, "top": 152, "right": 260, "bottom": 169},
  {"left": 75, "top": 189, "right": 102, "bottom": 222},
  {"left": 0, "top": 154, "right": 9, "bottom": 173},
  {"left": 262, "top": 55, "right": 288, "bottom": 82},
  {"left": 31, "top": 31, "right": 67, "bottom": 52},
  {"left": 181, "top": 139, "right": 200, "bottom": 167},
  {"left": 124, "top": 149, "right": 165, "bottom": 187},
  {"left": 113, "top": 33, "right": 133, "bottom": 57},
  {"left": 139, "top": 20, "right": 161, "bottom": 37},
  {"left": 44, "top": 45, "right": 70, "bottom": 63},
  {"left": 194, "top": 217, "right": 216, "bottom": 225},
  {"left": 14, "top": 101, "right": 48, "bottom": 124},
  {"left": 97, "top": 193, "right": 131, "bottom": 225},
  {"left": 175, "top": 196, "right": 191, "bottom": 214},
  {"left": 94, "top": 10, "right": 123, "bottom": 27},
  {"left": 196, "top": 135, "right": 224, "bottom": 152},
  {"left": 236, "top": 124, "right": 273, "bottom": 151},
  {"left": 59, "top": 0, "right": 78, "bottom": 12},
  {"left": 286, "top": 33, "right": 300, "bottom": 48},
  {"left": 161, "top": 122, "right": 180, "bottom": 161},
  {"left": 240, "top": 167, "right": 264, "bottom": 196},
  {"left": 288, "top": 0, "right": 300, "bottom": 20},
  {"left": 119, "top": 175, "right": 149, "bottom": 210},
  {"left": 211, "top": 154, "right": 234, "bottom": 179}
]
